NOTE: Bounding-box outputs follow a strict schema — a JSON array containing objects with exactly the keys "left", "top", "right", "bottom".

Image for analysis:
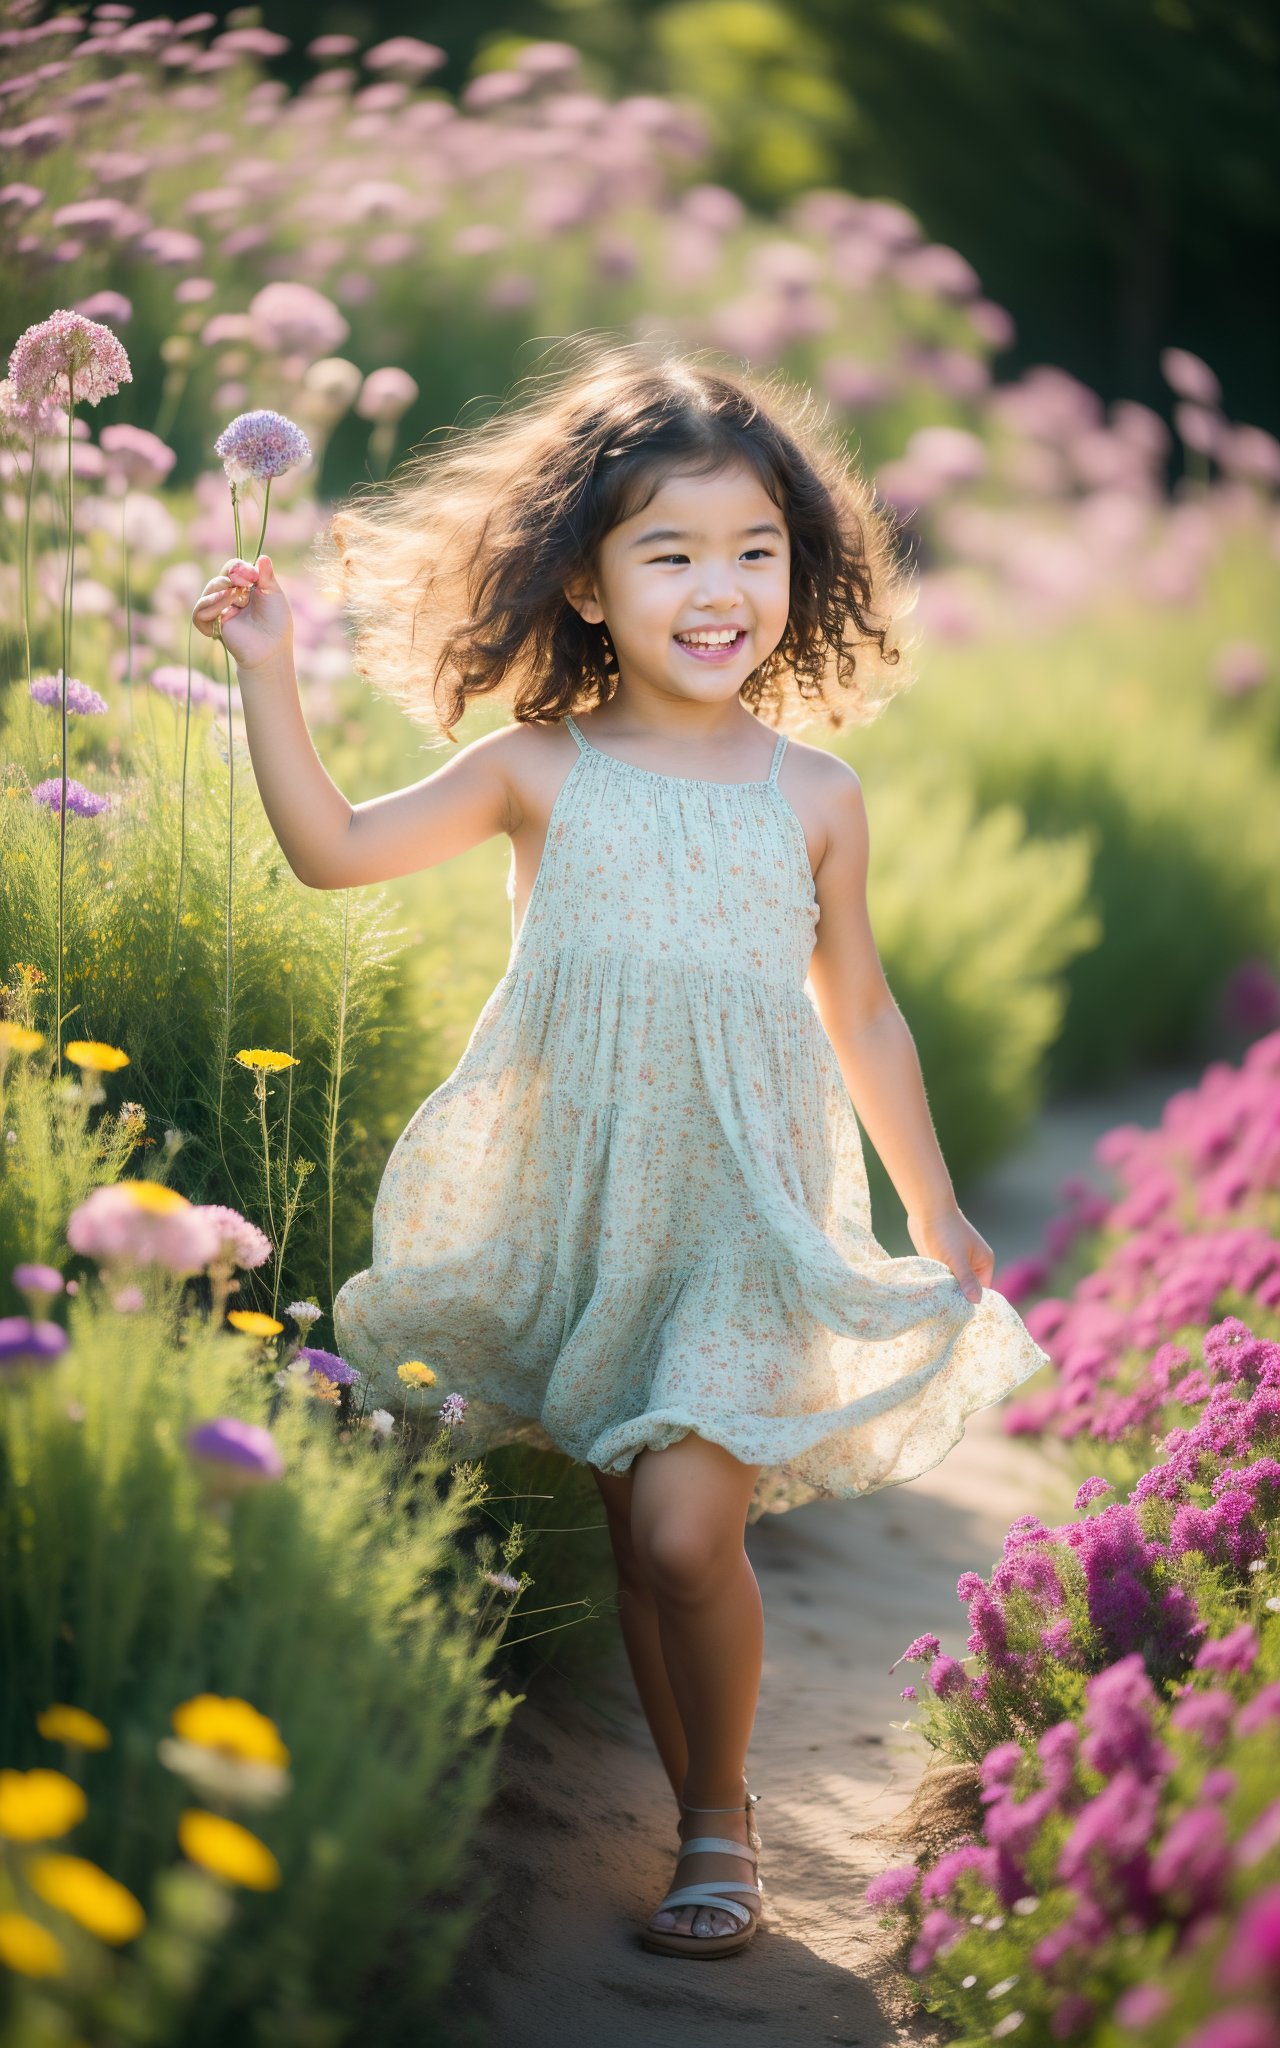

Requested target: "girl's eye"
[{"left": 650, "top": 551, "right": 774, "bottom": 564}]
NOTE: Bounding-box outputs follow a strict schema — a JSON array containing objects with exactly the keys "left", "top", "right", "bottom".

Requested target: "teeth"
[{"left": 677, "top": 629, "right": 743, "bottom": 646}]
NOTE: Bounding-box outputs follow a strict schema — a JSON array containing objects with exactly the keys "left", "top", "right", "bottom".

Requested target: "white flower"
[{"left": 367, "top": 1409, "right": 395, "bottom": 1439}]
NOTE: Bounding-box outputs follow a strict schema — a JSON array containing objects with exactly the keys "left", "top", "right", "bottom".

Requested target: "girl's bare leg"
[
  {"left": 591, "top": 1464, "right": 689, "bottom": 1798},
  {"left": 628, "top": 1433, "right": 764, "bottom": 1941}
]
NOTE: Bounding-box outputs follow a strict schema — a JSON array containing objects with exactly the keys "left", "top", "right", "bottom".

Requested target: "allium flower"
[
  {"left": 32, "top": 777, "right": 109, "bottom": 817},
  {"left": 195, "top": 1205, "right": 273, "bottom": 1271},
  {"left": 247, "top": 281, "right": 348, "bottom": 361},
  {"left": 0, "top": 1317, "right": 68, "bottom": 1370},
  {"left": 148, "top": 666, "right": 223, "bottom": 712},
  {"left": 214, "top": 409, "right": 311, "bottom": 486},
  {"left": 7, "top": 309, "right": 132, "bottom": 416},
  {"left": 355, "top": 366, "right": 418, "bottom": 425},
  {"left": 298, "top": 1345, "right": 360, "bottom": 1386},
  {"left": 29, "top": 673, "right": 109, "bottom": 716},
  {"left": 98, "top": 422, "right": 176, "bottom": 491},
  {"left": 67, "top": 1183, "right": 222, "bottom": 1275},
  {"left": 438, "top": 1391, "right": 467, "bottom": 1426},
  {"left": 187, "top": 1418, "right": 284, "bottom": 1482}
]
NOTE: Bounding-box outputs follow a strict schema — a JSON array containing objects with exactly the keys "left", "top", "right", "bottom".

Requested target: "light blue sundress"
[{"left": 333, "top": 713, "right": 1051, "bottom": 1520}]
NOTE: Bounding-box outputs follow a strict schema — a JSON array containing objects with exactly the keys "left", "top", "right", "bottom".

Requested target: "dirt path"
[{"left": 445, "top": 1062, "right": 1202, "bottom": 2048}]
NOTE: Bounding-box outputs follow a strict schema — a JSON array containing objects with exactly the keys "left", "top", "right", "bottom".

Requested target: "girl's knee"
[{"left": 634, "top": 1518, "right": 734, "bottom": 1604}]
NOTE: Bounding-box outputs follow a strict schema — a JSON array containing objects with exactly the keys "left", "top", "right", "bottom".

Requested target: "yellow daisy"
[
  {"left": 234, "top": 1050, "right": 299, "bottom": 1072},
  {"left": 226, "top": 1310, "right": 284, "bottom": 1339},
  {"left": 170, "top": 1695, "right": 290, "bottom": 1769},
  {"left": 0, "top": 1910, "right": 66, "bottom": 1978},
  {"left": 120, "top": 1182, "right": 189, "bottom": 1214},
  {"left": 64, "top": 1041, "right": 129, "bottom": 1073},
  {"left": 397, "top": 1361, "right": 438, "bottom": 1387},
  {"left": 178, "top": 1810, "right": 281, "bottom": 1890},
  {"left": 0, "top": 1022, "right": 43, "bottom": 1056},
  {"left": 36, "top": 1705, "right": 111, "bottom": 1752},
  {"left": 0, "top": 1769, "right": 86, "bottom": 1843},
  {"left": 26, "top": 1855, "right": 146, "bottom": 1944}
]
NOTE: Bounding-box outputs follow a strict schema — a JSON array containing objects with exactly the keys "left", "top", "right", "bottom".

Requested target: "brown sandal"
[{"left": 639, "top": 1788, "right": 763, "bottom": 1958}]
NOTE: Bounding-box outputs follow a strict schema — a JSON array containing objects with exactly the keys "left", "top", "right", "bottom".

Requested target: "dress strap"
[
  {"left": 767, "top": 732, "right": 788, "bottom": 785},
  {"left": 563, "top": 713, "right": 590, "bottom": 754}
]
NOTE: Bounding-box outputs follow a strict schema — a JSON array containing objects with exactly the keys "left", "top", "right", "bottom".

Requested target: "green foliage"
[{"left": 0, "top": 1285, "right": 519, "bottom": 2047}]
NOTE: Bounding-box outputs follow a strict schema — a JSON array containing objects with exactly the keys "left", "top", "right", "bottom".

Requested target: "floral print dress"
[{"left": 332, "top": 714, "right": 1051, "bottom": 1520}]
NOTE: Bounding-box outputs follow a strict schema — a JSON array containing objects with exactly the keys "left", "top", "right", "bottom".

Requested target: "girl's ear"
[{"left": 563, "top": 574, "right": 605, "bottom": 626}]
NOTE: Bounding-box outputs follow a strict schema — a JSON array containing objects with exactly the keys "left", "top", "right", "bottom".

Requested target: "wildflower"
[
  {"left": 234, "top": 1049, "right": 300, "bottom": 1073},
  {"left": 1194, "top": 1623, "right": 1259, "bottom": 1677},
  {"left": 187, "top": 1419, "right": 284, "bottom": 1484},
  {"left": 214, "top": 410, "right": 311, "bottom": 486},
  {"left": 900, "top": 1684, "right": 917, "bottom": 1699},
  {"left": 26, "top": 1855, "right": 145, "bottom": 1944},
  {"left": 12, "top": 1263, "right": 63, "bottom": 1307},
  {"left": 1214, "top": 1887, "right": 1280, "bottom": 1997},
  {"left": 863, "top": 1863, "right": 921, "bottom": 1909},
  {"left": 226, "top": 1310, "right": 284, "bottom": 1339},
  {"left": 285, "top": 1300, "right": 322, "bottom": 1328},
  {"left": 308, "top": 1377, "right": 341, "bottom": 1404},
  {"left": 1114, "top": 1983, "right": 1172, "bottom": 2027},
  {"left": 355, "top": 366, "right": 419, "bottom": 425},
  {"left": 67, "top": 1183, "right": 221, "bottom": 1275},
  {"left": 0, "top": 1912, "right": 66, "bottom": 1978},
  {"left": 247, "top": 281, "right": 348, "bottom": 360},
  {"left": 36, "top": 1705, "right": 110, "bottom": 1751},
  {"left": 111, "top": 1285, "right": 143, "bottom": 1312},
  {"left": 197, "top": 1204, "right": 273, "bottom": 1272},
  {"left": 367, "top": 1409, "right": 395, "bottom": 1438},
  {"left": 928, "top": 1655, "right": 969, "bottom": 1699},
  {"left": 397, "top": 1360, "right": 437, "bottom": 1387},
  {"left": 438, "top": 1391, "right": 468, "bottom": 1427},
  {"left": 484, "top": 1571, "right": 521, "bottom": 1594},
  {"left": 29, "top": 672, "right": 109, "bottom": 715},
  {"left": 149, "top": 664, "right": 222, "bottom": 711},
  {"left": 0, "top": 1317, "right": 68, "bottom": 1370},
  {"left": 64, "top": 1040, "right": 128, "bottom": 1073},
  {"left": 32, "top": 776, "right": 110, "bottom": 817},
  {"left": 299, "top": 1345, "right": 359, "bottom": 1386},
  {"left": 170, "top": 1695, "right": 289, "bottom": 1768},
  {"left": 7, "top": 308, "right": 132, "bottom": 416},
  {"left": 890, "top": 1632, "right": 941, "bottom": 1672},
  {"left": 0, "top": 1769, "right": 86, "bottom": 1842},
  {"left": 0, "top": 1022, "right": 43, "bottom": 1056},
  {"left": 98, "top": 421, "right": 176, "bottom": 490},
  {"left": 178, "top": 1809, "right": 282, "bottom": 1890}
]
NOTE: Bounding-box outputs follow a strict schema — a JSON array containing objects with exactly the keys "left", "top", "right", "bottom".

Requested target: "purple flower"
[
  {"left": 12, "top": 1262, "right": 63, "bottom": 1301},
  {"left": 1235, "top": 1683, "right": 1280, "bottom": 1739},
  {"left": 1073, "top": 1475, "right": 1113, "bottom": 1511},
  {"left": 195, "top": 1205, "right": 273, "bottom": 1272},
  {"left": 149, "top": 665, "right": 223, "bottom": 712},
  {"left": 214, "top": 407, "right": 311, "bottom": 485},
  {"left": 1194, "top": 1623, "right": 1259, "bottom": 1677},
  {"left": 1170, "top": 1688, "right": 1236, "bottom": 1749},
  {"left": 298, "top": 1345, "right": 360, "bottom": 1386},
  {"left": 1149, "top": 1804, "right": 1230, "bottom": 1914},
  {"left": 899, "top": 1684, "right": 917, "bottom": 1699},
  {"left": 863, "top": 1862, "right": 920, "bottom": 1909},
  {"left": 920, "top": 1843, "right": 994, "bottom": 1902},
  {"left": 7, "top": 308, "right": 132, "bottom": 415},
  {"left": 32, "top": 776, "right": 110, "bottom": 817},
  {"left": 187, "top": 1417, "right": 284, "bottom": 1481},
  {"left": 438, "top": 1391, "right": 467, "bottom": 1426},
  {"left": 891, "top": 1632, "right": 941, "bottom": 1672},
  {"left": 1182, "top": 2011, "right": 1280, "bottom": 2048},
  {"left": 0, "top": 1316, "right": 68, "bottom": 1369},
  {"left": 29, "top": 672, "right": 109, "bottom": 716},
  {"left": 66, "top": 1184, "right": 222, "bottom": 1276},
  {"left": 908, "top": 1905, "right": 965, "bottom": 1974},
  {"left": 928, "top": 1654, "right": 969, "bottom": 1698},
  {"left": 1214, "top": 1888, "right": 1280, "bottom": 1998}
]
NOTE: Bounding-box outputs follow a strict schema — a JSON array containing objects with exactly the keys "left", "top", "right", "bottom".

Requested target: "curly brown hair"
[{"left": 313, "top": 331, "right": 919, "bottom": 740}]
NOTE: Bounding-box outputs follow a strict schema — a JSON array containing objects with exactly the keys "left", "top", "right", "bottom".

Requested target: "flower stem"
[
  {"left": 251, "top": 476, "right": 272, "bottom": 562},
  {"left": 122, "top": 487, "right": 134, "bottom": 735},
  {"left": 21, "top": 430, "right": 36, "bottom": 693},
  {"left": 325, "top": 889, "right": 351, "bottom": 1307},
  {"left": 166, "top": 615, "right": 197, "bottom": 979},
  {"left": 255, "top": 1072, "right": 278, "bottom": 1252},
  {"left": 56, "top": 376, "right": 76, "bottom": 1080}
]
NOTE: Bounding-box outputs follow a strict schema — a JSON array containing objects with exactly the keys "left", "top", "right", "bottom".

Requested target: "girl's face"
[{"left": 566, "top": 460, "right": 792, "bottom": 708}]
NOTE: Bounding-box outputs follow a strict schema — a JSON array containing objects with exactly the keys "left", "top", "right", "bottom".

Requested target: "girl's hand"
[
  {"left": 192, "top": 554, "right": 293, "bottom": 672},
  {"left": 906, "top": 1206, "right": 993, "bottom": 1305}
]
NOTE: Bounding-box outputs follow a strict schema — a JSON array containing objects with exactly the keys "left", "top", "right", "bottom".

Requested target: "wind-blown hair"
[{"left": 312, "top": 333, "right": 919, "bottom": 740}]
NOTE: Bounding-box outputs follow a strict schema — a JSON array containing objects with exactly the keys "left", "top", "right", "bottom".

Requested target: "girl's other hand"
[
  {"left": 906, "top": 1206, "right": 993, "bottom": 1305},
  {"left": 192, "top": 554, "right": 293, "bottom": 672}
]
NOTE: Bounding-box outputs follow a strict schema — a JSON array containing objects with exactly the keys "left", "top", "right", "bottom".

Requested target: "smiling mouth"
[{"left": 673, "top": 630, "right": 748, "bottom": 659}]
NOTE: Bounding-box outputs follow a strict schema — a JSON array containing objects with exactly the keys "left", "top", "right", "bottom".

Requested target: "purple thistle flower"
[
  {"left": 7, "top": 308, "right": 132, "bottom": 414},
  {"left": 32, "top": 776, "right": 110, "bottom": 817},
  {"left": 0, "top": 1316, "right": 68, "bottom": 1369},
  {"left": 195, "top": 1204, "right": 273, "bottom": 1271},
  {"left": 187, "top": 1417, "right": 284, "bottom": 1481},
  {"left": 298, "top": 1345, "right": 360, "bottom": 1386},
  {"left": 29, "top": 671, "right": 109, "bottom": 716},
  {"left": 438, "top": 1391, "right": 467, "bottom": 1426},
  {"left": 214, "top": 407, "right": 311, "bottom": 485}
]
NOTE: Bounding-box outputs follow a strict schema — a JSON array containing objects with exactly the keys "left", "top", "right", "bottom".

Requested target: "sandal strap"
[
  {"left": 677, "top": 1835, "right": 758, "bottom": 1860},
  {"left": 654, "top": 1883, "right": 759, "bottom": 1928},
  {"left": 680, "top": 1792, "right": 760, "bottom": 1812}
]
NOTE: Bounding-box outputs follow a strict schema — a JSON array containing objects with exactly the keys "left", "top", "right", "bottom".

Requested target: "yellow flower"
[
  {"left": 0, "top": 1022, "right": 43, "bottom": 1055},
  {"left": 64, "top": 1041, "right": 129, "bottom": 1073},
  {"left": 0, "top": 1910, "right": 66, "bottom": 1978},
  {"left": 36, "top": 1705, "right": 111, "bottom": 1752},
  {"left": 177, "top": 1810, "right": 281, "bottom": 1890},
  {"left": 170, "top": 1696, "right": 290, "bottom": 1769},
  {"left": 308, "top": 1377, "right": 341, "bottom": 1404},
  {"left": 397, "top": 1361, "right": 438, "bottom": 1387},
  {"left": 121, "top": 1182, "right": 189, "bottom": 1215},
  {"left": 226, "top": 1310, "right": 284, "bottom": 1339},
  {"left": 26, "top": 1855, "right": 146, "bottom": 1945},
  {"left": 234, "top": 1050, "right": 299, "bottom": 1072},
  {"left": 0, "top": 1769, "right": 86, "bottom": 1843}
]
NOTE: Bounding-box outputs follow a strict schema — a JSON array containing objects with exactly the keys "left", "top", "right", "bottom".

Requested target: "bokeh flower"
[
  {"left": 64, "top": 1040, "right": 128, "bottom": 1073},
  {"left": 32, "top": 776, "right": 110, "bottom": 817},
  {"left": 226, "top": 1309, "right": 284, "bottom": 1338},
  {"left": 187, "top": 1418, "right": 284, "bottom": 1484},
  {"left": 0, "top": 1911, "right": 66, "bottom": 1978},
  {"left": 170, "top": 1694, "right": 290, "bottom": 1768},
  {"left": 0, "top": 1769, "right": 86, "bottom": 1842},
  {"left": 196, "top": 1204, "right": 273, "bottom": 1271},
  {"left": 299, "top": 1345, "right": 360, "bottom": 1386},
  {"left": 67, "top": 1182, "right": 223, "bottom": 1275},
  {"left": 29, "top": 672, "right": 109, "bottom": 715},
  {"left": 178, "top": 1810, "right": 282, "bottom": 1889},
  {"left": 36, "top": 1704, "right": 111, "bottom": 1751},
  {"left": 0, "top": 1317, "right": 68, "bottom": 1370},
  {"left": 26, "top": 1854, "right": 145, "bottom": 1944}
]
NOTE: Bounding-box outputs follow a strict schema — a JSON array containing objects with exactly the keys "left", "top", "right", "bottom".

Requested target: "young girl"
[{"left": 193, "top": 337, "right": 1051, "bottom": 1961}]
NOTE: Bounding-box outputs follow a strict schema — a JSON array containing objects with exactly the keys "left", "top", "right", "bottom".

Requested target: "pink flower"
[
  {"left": 247, "top": 280, "right": 348, "bottom": 360},
  {"left": 1160, "top": 347, "right": 1222, "bottom": 407},
  {"left": 7, "top": 308, "right": 132, "bottom": 417},
  {"left": 66, "top": 1184, "right": 223, "bottom": 1275},
  {"left": 99, "top": 422, "right": 176, "bottom": 491},
  {"left": 195, "top": 1204, "right": 273, "bottom": 1271},
  {"left": 213, "top": 408, "right": 311, "bottom": 485},
  {"left": 354, "top": 366, "right": 418, "bottom": 425},
  {"left": 1212, "top": 641, "right": 1269, "bottom": 697},
  {"left": 363, "top": 36, "right": 445, "bottom": 76}
]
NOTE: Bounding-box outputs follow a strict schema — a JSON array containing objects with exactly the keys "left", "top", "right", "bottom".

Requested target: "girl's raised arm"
[{"left": 192, "top": 555, "right": 512, "bottom": 890}]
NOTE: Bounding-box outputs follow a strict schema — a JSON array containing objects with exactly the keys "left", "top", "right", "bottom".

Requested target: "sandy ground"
[{"left": 444, "top": 1062, "right": 1202, "bottom": 2048}]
